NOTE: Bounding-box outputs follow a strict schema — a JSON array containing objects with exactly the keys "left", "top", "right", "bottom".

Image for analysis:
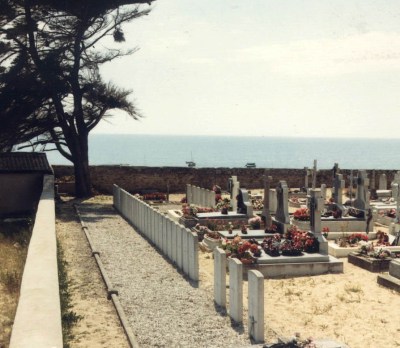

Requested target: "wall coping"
[{"left": 10, "top": 175, "right": 63, "bottom": 348}]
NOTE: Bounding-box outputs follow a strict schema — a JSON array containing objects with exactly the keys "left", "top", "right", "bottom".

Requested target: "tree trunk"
[
  {"left": 70, "top": 133, "right": 92, "bottom": 198},
  {"left": 74, "top": 156, "right": 92, "bottom": 198}
]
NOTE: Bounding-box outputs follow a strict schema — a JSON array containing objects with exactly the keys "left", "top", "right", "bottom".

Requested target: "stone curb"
[{"left": 74, "top": 204, "right": 140, "bottom": 348}]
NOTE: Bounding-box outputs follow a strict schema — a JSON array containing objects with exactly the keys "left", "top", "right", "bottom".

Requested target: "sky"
[{"left": 96, "top": 0, "right": 400, "bottom": 138}]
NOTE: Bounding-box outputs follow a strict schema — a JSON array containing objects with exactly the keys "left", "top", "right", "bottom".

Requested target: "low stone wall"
[
  {"left": 10, "top": 175, "right": 62, "bottom": 348},
  {"left": 53, "top": 165, "right": 400, "bottom": 195}
]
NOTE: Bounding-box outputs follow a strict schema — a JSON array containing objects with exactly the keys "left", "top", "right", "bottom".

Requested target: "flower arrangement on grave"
[
  {"left": 241, "top": 224, "right": 248, "bottom": 234},
  {"left": 293, "top": 208, "right": 310, "bottom": 221},
  {"left": 264, "top": 224, "right": 278, "bottom": 234},
  {"left": 216, "top": 198, "right": 230, "bottom": 214},
  {"left": 248, "top": 216, "right": 262, "bottom": 230},
  {"left": 221, "top": 235, "right": 241, "bottom": 257},
  {"left": 322, "top": 227, "right": 329, "bottom": 238},
  {"left": 386, "top": 209, "right": 396, "bottom": 218},
  {"left": 261, "top": 234, "right": 281, "bottom": 257},
  {"left": 280, "top": 239, "right": 303, "bottom": 256},
  {"left": 347, "top": 233, "right": 369, "bottom": 245},
  {"left": 332, "top": 208, "right": 342, "bottom": 219},
  {"left": 285, "top": 225, "right": 319, "bottom": 253},
  {"left": 182, "top": 204, "right": 197, "bottom": 217},
  {"left": 252, "top": 199, "right": 264, "bottom": 210},
  {"left": 226, "top": 222, "right": 234, "bottom": 234},
  {"left": 376, "top": 230, "right": 390, "bottom": 245},
  {"left": 182, "top": 205, "right": 215, "bottom": 217},
  {"left": 221, "top": 237, "right": 257, "bottom": 263},
  {"left": 237, "top": 241, "right": 255, "bottom": 263},
  {"left": 180, "top": 196, "right": 187, "bottom": 204}
]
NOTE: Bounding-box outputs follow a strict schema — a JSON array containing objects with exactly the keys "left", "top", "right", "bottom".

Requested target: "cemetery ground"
[
  {"left": 53, "top": 193, "right": 400, "bottom": 348},
  {"left": 0, "top": 219, "right": 30, "bottom": 347}
]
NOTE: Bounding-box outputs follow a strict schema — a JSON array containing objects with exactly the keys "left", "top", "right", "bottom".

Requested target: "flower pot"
[{"left": 221, "top": 207, "right": 228, "bottom": 215}]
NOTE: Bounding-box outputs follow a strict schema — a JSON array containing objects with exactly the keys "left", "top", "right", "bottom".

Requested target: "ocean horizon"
[{"left": 43, "top": 134, "right": 400, "bottom": 170}]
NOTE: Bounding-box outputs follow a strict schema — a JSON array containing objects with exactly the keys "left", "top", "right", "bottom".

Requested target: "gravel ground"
[{"left": 77, "top": 201, "right": 252, "bottom": 348}]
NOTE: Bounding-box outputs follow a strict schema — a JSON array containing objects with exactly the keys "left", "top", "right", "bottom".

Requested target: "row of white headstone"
[
  {"left": 214, "top": 248, "right": 264, "bottom": 343},
  {"left": 186, "top": 184, "right": 215, "bottom": 207},
  {"left": 113, "top": 184, "right": 199, "bottom": 281}
]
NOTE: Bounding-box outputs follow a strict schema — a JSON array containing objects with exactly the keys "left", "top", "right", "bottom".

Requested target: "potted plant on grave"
[
  {"left": 216, "top": 198, "right": 230, "bottom": 214},
  {"left": 248, "top": 238, "right": 262, "bottom": 257},
  {"left": 248, "top": 216, "right": 262, "bottom": 230},
  {"left": 376, "top": 230, "right": 390, "bottom": 245},
  {"left": 261, "top": 234, "right": 281, "bottom": 257},
  {"left": 322, "top": 227, "right": 329, "bottom": 238},
  {"left": 241, "top": 224, "right": 248, "bottom": 234},
  {"left": 221, "top": 236, "right": 240, "bottom": 257},
  {"left": 236, "top": 241, "right": 255, "bottom": 264}
]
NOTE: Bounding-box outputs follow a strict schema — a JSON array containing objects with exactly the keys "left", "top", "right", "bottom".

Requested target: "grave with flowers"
[{"left": 218, "top": 188, "right": 343, "bottom": 278}]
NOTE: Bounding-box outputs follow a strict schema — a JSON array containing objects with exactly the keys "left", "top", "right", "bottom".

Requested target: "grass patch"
[
  {"left": 0, "top": 217, "right": 32, "bottom": 348},
  {"left": 57, "top": 240, "right": 83, "bottom": 348}
]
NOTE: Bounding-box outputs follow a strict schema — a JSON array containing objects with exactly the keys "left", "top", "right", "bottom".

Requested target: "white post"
[
  {"left": 182, "top": 228, "right": 190, "bottom": 276},
  {"left": 188, "top": 231, "right": 199, "bottom": 281},
  {"left": 248, "top": 270, "right": 264, "bottom": 343},
  {"left": 229, "top": 258, "right": 243, "bottom": 323},
  {"left": 214, "top": 247, "right": 226, "bottom": 308}
]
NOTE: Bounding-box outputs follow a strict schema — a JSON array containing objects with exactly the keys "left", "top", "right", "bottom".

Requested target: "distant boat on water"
[
  {"left": 186, "top": 151, "right": 196, "bottom": 167},
  {"left": 245, "top": 162, "right": 256, "bottom": 168},
  {"left": 186, "top": 161, "right": 196, "bottom": 168}
]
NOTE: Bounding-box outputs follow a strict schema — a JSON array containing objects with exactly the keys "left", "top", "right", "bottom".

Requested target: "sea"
[{"left": 43, "top": 134, "right": 400, "bottom": 170}]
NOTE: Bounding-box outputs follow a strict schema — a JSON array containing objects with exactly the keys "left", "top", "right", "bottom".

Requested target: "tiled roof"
[{"left": 0, "top": 152, "right": 53, "bottom": 173}]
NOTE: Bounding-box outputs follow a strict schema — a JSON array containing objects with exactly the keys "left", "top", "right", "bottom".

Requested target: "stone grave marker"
[
  {"left": 353, "top": 170, "right": 369, "bottom": 212},
  {"left": 237, "top": 188, "right": 253, "bottom": 217},
  {"left": 262, "top": 175, "right": 272, "bottom": 227},
  {"left": 304, "top": 167, "right": 310, "bottom": 191},
  {"left": 312, "top": 159, "right": 317, "bottom": 189},
  {"left": 379, "top": 174, "right": 387, "bottom": 190},
  {"left": 308, "top": 188, "right": 328, "bottom": 254},
  {"left": 229, "top": 176, "right": 240, "bottom": 212},
  {"left": 332, "top": 163, "right": 339, "bottom": 183},
  {"left": 333, "top": 173, "right": 345, "bottom": 205},
  {"left": 275, "top": 181, "right": 290, "bottom": 224},
  {"left": 308, "top": 189, "right": 324, "bottom": 235}
]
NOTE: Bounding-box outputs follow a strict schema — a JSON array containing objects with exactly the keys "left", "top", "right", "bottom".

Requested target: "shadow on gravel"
[{"left": 214, "top": 302, "right": 246, "bottom": 335}]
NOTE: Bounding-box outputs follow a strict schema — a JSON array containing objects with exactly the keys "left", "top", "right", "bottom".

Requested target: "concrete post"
[
  {"left": 176, "top": 224, "right": 183, "bottom": 270},
  {"left": 248, "top": 270, "right": 264, "bottom": 343},
  {"left": 229, "top": 258, "right": 243, "bottom": 323},
  {"left": 182, "top": 229, "right": 189, "bottom": 276},
  {"left": 188, "top": 231, "right": 199, "bottom": 281},
  {"left": 214, "top": 247, "right": 226, "bottom": 308}
]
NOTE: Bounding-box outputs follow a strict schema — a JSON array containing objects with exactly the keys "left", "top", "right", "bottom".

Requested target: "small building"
[{"left": 0, "top": 152, "right": 53, "bottom": 217}]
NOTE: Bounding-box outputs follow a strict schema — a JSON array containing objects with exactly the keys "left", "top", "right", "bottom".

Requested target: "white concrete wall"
[
  {"left": 113, "top": 185, "right": 199, "bottom": 281},
  {"left": 10, "top": 175, "right": 63, "bottom": 348}
]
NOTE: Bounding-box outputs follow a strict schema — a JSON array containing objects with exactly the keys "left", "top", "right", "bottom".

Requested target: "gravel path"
[{"left": 77, "top": 202, "right": 252, "bottom": 348}]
